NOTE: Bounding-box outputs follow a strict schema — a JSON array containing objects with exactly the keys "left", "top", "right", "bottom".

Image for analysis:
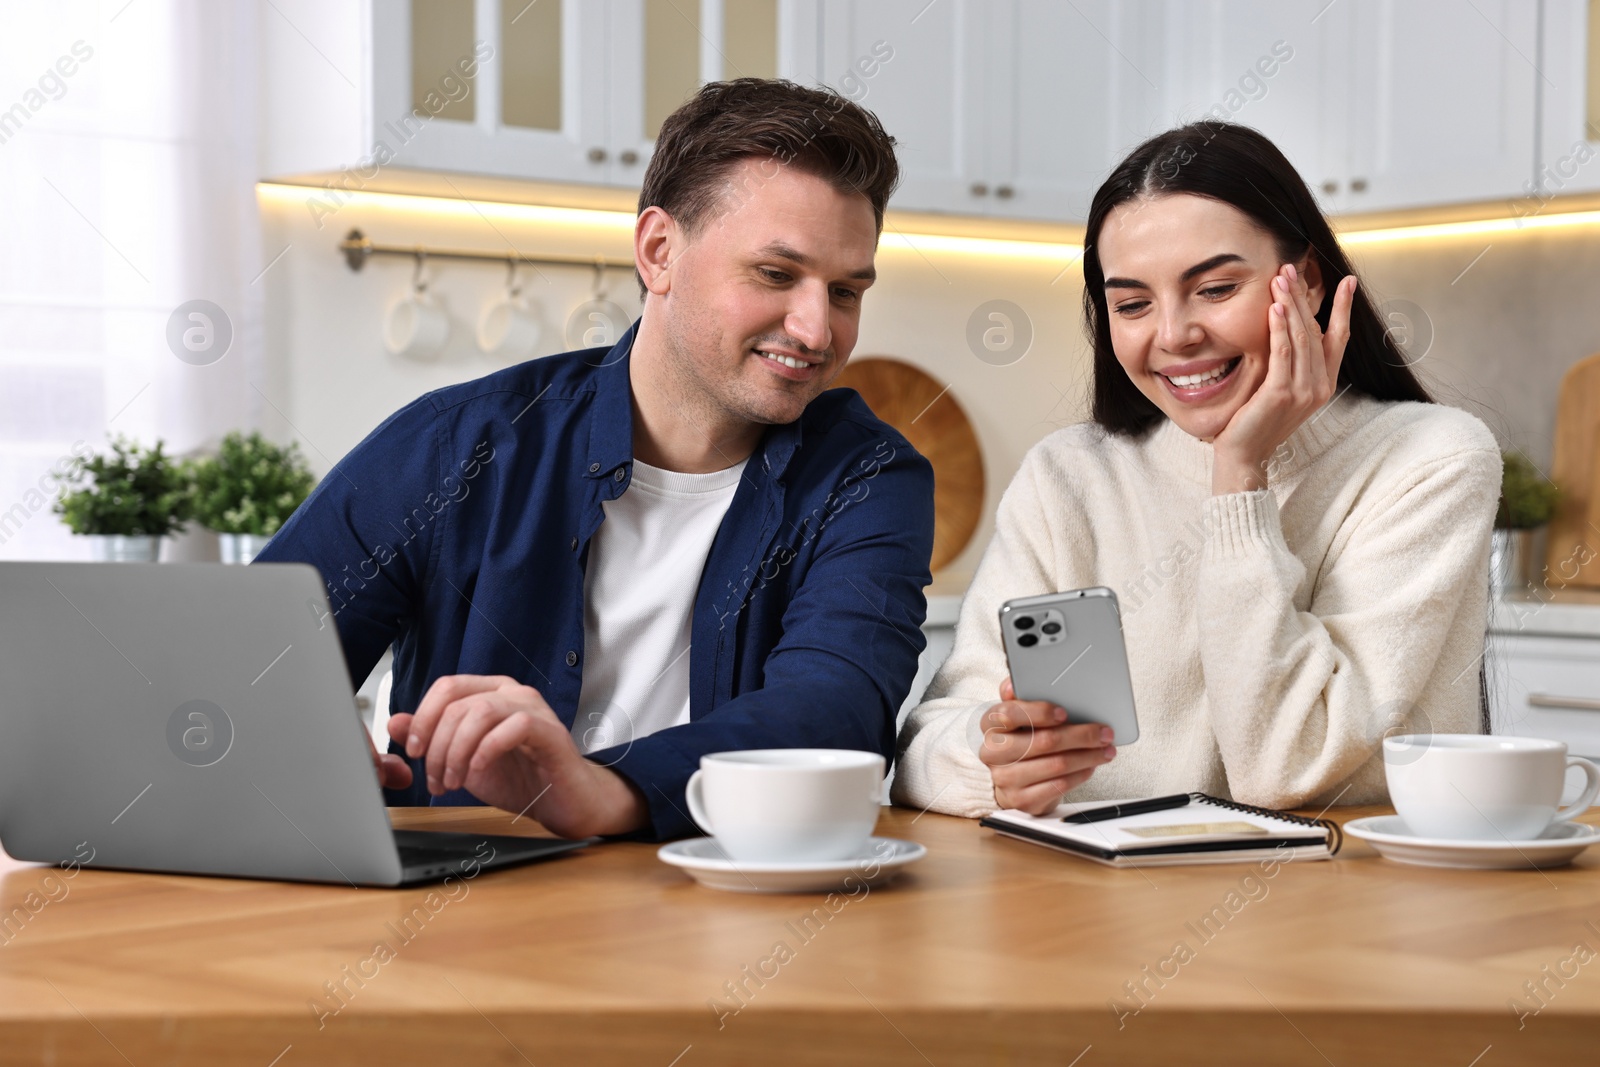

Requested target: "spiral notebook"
[{"left": 979, "top": 793, "right": 1342, "bottom": 867}]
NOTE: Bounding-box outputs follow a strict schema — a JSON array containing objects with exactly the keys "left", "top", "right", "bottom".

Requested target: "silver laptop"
[{"left": 0, "top": 561, "right": 590, "bottom": 886}]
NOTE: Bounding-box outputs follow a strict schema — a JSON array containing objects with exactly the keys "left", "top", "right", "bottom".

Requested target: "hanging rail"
[{"left": 338, "top": 228, "right": 633, "bottom": 273}]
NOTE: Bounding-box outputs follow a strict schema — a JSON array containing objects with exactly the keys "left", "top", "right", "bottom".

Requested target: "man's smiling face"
[{"left": 649, "top": 157, "right": 880, "bottom": 428}]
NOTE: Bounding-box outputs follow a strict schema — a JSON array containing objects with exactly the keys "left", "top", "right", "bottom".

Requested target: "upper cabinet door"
[
  {"left": 1536, "top": 0, "right": 1600, "bottom": 199},
  {"left": 1343, "top": 0, "right": 1538, "bottom": 213},
  {"left": 1139, "top": 0, "right": 1335, "bottom": 207},
  {"left": 814, "top": 0, "right": 983, "bottom": 216},
  {"left": 370, "top": 0, "right": 612, "bottom": 184},
  {"left": 610, "top": 0, "right": 784, "bottom": 186},
  {"left": 372, "top": 0, "right": 786, "bottom": 187},
  {"left": 980, "top": 0, "right": 1151, "bottom": 221}
]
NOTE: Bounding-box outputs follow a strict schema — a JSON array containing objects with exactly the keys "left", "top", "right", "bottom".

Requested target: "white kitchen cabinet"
[
  {"left": 1137, "top": 0, "right": 1336, "bottom": 208},
  {"left": 369, "top": 0, "right": 616, "bottom": 185},
  {"left": 1138, "top": 0, "right": 1536, "bottom": 216},
  {"left": 1342, "top": 0, "right": 1539, "bottom": 213},
  {"left": 805, "top": 0, "right": 983, "bottom": 215},
  {"left": 266, "top": 0, "right": 783, "bottom": 188},
  {"left": 1536, "top": 0, "right": 1600, "bottom": 199},
  {"left": 805, "top": 0, "right": 1542, "bottom": 221},
  {"left": 898, "top": 596, "right": 960, "bottom": 724},
  {"left": 804, "top": 0, "right": 1151, "bottom": 220},
  {"left": 265, "top": 1, "right": 1551, "bottom": 219},
  {"left": 374, "top": 0, "right": 779, "bottom": 186},
  {"left": 1491, "top": 633, "right": 1600, "bottom": 760},
  {"left": 979, "top": 1, "right": 1154, "bottom": 222}
]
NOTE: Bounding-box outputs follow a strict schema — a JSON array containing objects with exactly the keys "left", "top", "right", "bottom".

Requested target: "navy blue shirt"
[{"left": 257, "top": 324, "right": 935, "bottom": 839}]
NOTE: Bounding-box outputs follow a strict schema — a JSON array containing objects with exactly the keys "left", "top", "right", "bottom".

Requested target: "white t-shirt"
[{"left": 571, "top": 456, "right": 748, "bottom": 756}]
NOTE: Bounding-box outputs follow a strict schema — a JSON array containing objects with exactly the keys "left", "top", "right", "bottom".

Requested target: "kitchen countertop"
[
  {"left": 1491, "top": 588, "right": 1600, "bottom": 639},
  {"left": 927, "top": 588, "right": 1600, "bottom": 640},
  {"left": 923, "top": 593, "right": 962, "bottom": 628}
]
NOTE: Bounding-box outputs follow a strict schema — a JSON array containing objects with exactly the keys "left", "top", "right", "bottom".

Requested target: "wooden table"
[{"left": 3, "top": 804, "right": 1600, "bottom": 1065}]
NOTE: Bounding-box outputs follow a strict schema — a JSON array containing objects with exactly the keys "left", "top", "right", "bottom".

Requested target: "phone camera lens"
[
  {"left": 1017, "top": 633, "right": 1039, "bottom": 648},
  {"left": 1014, "top": 616, "right": 1035, "bottom": 631},
  {"left": 1041, "top": 621, "right": 1061, "bottom": 635}
]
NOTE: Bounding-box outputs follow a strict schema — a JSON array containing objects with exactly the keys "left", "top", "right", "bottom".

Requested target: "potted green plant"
[
  {"left": 53, "top": 436, "right": 192, "bottom": 561},
  {"left": 191, "top": 431, "right": 315, "bottom": 563},
  {"left": 1494, "top": 451, "right": 1560, "bottom": 595}
]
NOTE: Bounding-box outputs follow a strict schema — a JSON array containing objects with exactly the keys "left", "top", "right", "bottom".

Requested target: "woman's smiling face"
[{"left": 1096, "top": 193, "right": 1322, "bottom": 442}]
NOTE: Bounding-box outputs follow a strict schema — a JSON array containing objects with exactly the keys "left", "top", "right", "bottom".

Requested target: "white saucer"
[
  {"left": 657, "top": 836, "right": 926, "bottom": 893},
  {"left": 1344, "top": 815, "right": 1600, "bottom": 870}
]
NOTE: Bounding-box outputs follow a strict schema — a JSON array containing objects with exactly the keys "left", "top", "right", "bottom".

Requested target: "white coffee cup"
[
  {"left": 477, "top": 294, "right": 541, "bottom": 359},
  {"left": 384, "top": 289, "right": 451, "bottom": 360},
  {"left": 685, "top": 749, "right": 885, "bottom": 863},
  {"left": 1384, "top": 734, "right": 1600, "bottom": 840}
]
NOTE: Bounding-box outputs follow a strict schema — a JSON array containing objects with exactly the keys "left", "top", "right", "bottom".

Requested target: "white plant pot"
[
  {"left": 86, "top": 534, "right": 161, "bottom": 562},
  {"left": 217, "top": 532, "right": 273, "bottom": 565}
]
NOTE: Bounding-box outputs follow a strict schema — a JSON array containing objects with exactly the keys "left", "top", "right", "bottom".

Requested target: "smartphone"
[{"left": 998, "top": 587, "right": 1140, "bottom": 745}]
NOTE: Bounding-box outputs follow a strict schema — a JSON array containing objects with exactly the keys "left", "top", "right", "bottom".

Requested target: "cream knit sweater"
[{"left": 892, "top": 393, "right": 1501, "bottom": 818}]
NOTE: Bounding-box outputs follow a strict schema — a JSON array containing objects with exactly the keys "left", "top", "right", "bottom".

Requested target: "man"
[{"left": 258, "top": 79, "right": 935, "bottom": 840}]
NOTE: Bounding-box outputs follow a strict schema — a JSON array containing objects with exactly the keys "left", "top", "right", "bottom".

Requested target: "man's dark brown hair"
[{"left": 638, "top": 78, "right": 900, "bottom": 246}]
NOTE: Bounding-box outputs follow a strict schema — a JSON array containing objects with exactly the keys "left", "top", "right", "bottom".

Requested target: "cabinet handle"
[
  {"left": 1321, "top": 179, "right": 1339, "bottom": 195},
  {"left": 970, "top": 182, "right": 989, "bottom": 197},
  {"left": 1351, "top": 178, "right": 1368, "bottom": 193},
  {"left": 995, "top": 185, "right": 1014, "bottom": 199},
  {"left": 1516, "top": 697, "right": 1600, "bottom": 713},
  {"left": 620, "top": 149, "right": 639, "bottom": 165},
  {"left": 588, "top": 147, "right": 608, "bottom": 164}
]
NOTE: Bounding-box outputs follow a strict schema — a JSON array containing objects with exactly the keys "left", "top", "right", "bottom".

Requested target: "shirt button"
[
  {"left": 588, "top": 462, "right": 600, "bottom": 473},
  {"left": 565, "top": 650, "right": 579, "bottom": 667},
  {"left": 570, "top": 536, "right": 578, "bottom": 550},
  {"left": 613, "top": 467, "right": 626, "bottom": 482}
]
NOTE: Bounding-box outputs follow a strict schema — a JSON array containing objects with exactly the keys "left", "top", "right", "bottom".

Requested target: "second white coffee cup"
[
  {"left": 685, "top": 749, "right": 885, "bottom": 863},
  {"left": 1384, "top": 733, "right": 1600, "bottom": 840}
]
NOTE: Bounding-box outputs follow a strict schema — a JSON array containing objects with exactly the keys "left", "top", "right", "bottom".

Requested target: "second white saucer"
[
  {"left": 657, "top": 836, "right": 926, "bottom": 893},
  {"left": 1345, "top": 815, "right": 1600, "bottom": 870}
]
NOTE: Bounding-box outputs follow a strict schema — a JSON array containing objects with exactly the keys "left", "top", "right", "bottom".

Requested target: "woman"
[{"left": 893, "top": 122, "right": 1500, "bottom": 818}]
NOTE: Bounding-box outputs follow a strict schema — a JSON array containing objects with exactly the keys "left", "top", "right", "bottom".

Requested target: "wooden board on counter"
[
  {"left": 1545, "top": 351, "right": 1600, "bottom": 586},
  {"left": 832, "top": 357, "right": 984, "bottom": 574}
]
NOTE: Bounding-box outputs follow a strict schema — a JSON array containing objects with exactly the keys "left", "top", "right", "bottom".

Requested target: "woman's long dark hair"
[{"left": 1084, "top": 121, "right": 1434, "bottom": 436}]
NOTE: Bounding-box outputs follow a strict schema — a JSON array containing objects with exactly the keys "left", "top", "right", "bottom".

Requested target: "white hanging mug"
[
  {"left": 477, "top": 261, "right": 542, "bottom": 360},
  {"left": 384, "top": 253, "right": 451, "bottom": 361}
]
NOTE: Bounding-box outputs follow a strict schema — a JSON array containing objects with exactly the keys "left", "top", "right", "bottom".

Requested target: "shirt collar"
[
  {"left": 584, "top": 316, "right": 808, "bottom": 483},
  {"left": 584, "top": 323, "right": 638, "bottom": 479}
]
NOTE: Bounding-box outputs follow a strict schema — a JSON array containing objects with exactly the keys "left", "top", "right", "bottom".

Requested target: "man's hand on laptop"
[
  {"left": 368, "top": 736, "right": 413, "bottom": 791},
  {"left": 385, "top": 674, "right": 649, "bottom": 838}
]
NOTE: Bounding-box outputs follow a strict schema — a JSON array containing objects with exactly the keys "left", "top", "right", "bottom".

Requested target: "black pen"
[{"left": 1061, "top": 793, "right": 1192, "bottom": 825}]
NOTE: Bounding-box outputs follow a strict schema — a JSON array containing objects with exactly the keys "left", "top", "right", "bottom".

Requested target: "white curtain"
[{"left": 0, "top": 0, "right": 264, "bottom": 560}]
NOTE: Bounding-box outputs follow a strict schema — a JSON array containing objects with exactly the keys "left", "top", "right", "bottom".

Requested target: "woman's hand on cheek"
[
  {"left": 983, "top": 677, "right": 1116, "bottom": 815},
  {"left": 1210, "top": 265, "right": 1356, "bottom": 495}
]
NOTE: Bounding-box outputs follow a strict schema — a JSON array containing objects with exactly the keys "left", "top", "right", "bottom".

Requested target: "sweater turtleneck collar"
[{"left": 1146, "top": 388, "right": 1371, "bottom": 486}]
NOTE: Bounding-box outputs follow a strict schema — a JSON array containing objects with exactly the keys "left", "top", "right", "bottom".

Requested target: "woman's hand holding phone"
[{"left": 981, "top": 677, "right": 1117, "bottom": 815}]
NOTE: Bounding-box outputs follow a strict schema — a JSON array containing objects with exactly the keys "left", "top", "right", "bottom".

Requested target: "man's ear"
[
  {"left": 1297, "top": 250, "right": 1326, "bottom": 311},
  {"left": 635, "top": 206, "right": 677, "bottom": 297}
]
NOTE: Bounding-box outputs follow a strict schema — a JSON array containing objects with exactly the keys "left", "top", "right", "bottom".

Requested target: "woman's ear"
[{"left": 1297, "top": 251, "right": 1327, "bottom": 312}]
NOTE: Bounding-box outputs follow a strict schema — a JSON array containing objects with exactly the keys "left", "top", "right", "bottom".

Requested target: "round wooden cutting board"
[{"left": 832, "top": 357, "right": 984, "bottom": 573}]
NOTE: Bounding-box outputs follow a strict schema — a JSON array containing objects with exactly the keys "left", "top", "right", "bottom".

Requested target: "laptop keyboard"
[
  {"left": 392, "top": 829, "right": 579, "bottom": 876},
  {"left": 393, "top": 830, "right": 500, "bottom": 867}
]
